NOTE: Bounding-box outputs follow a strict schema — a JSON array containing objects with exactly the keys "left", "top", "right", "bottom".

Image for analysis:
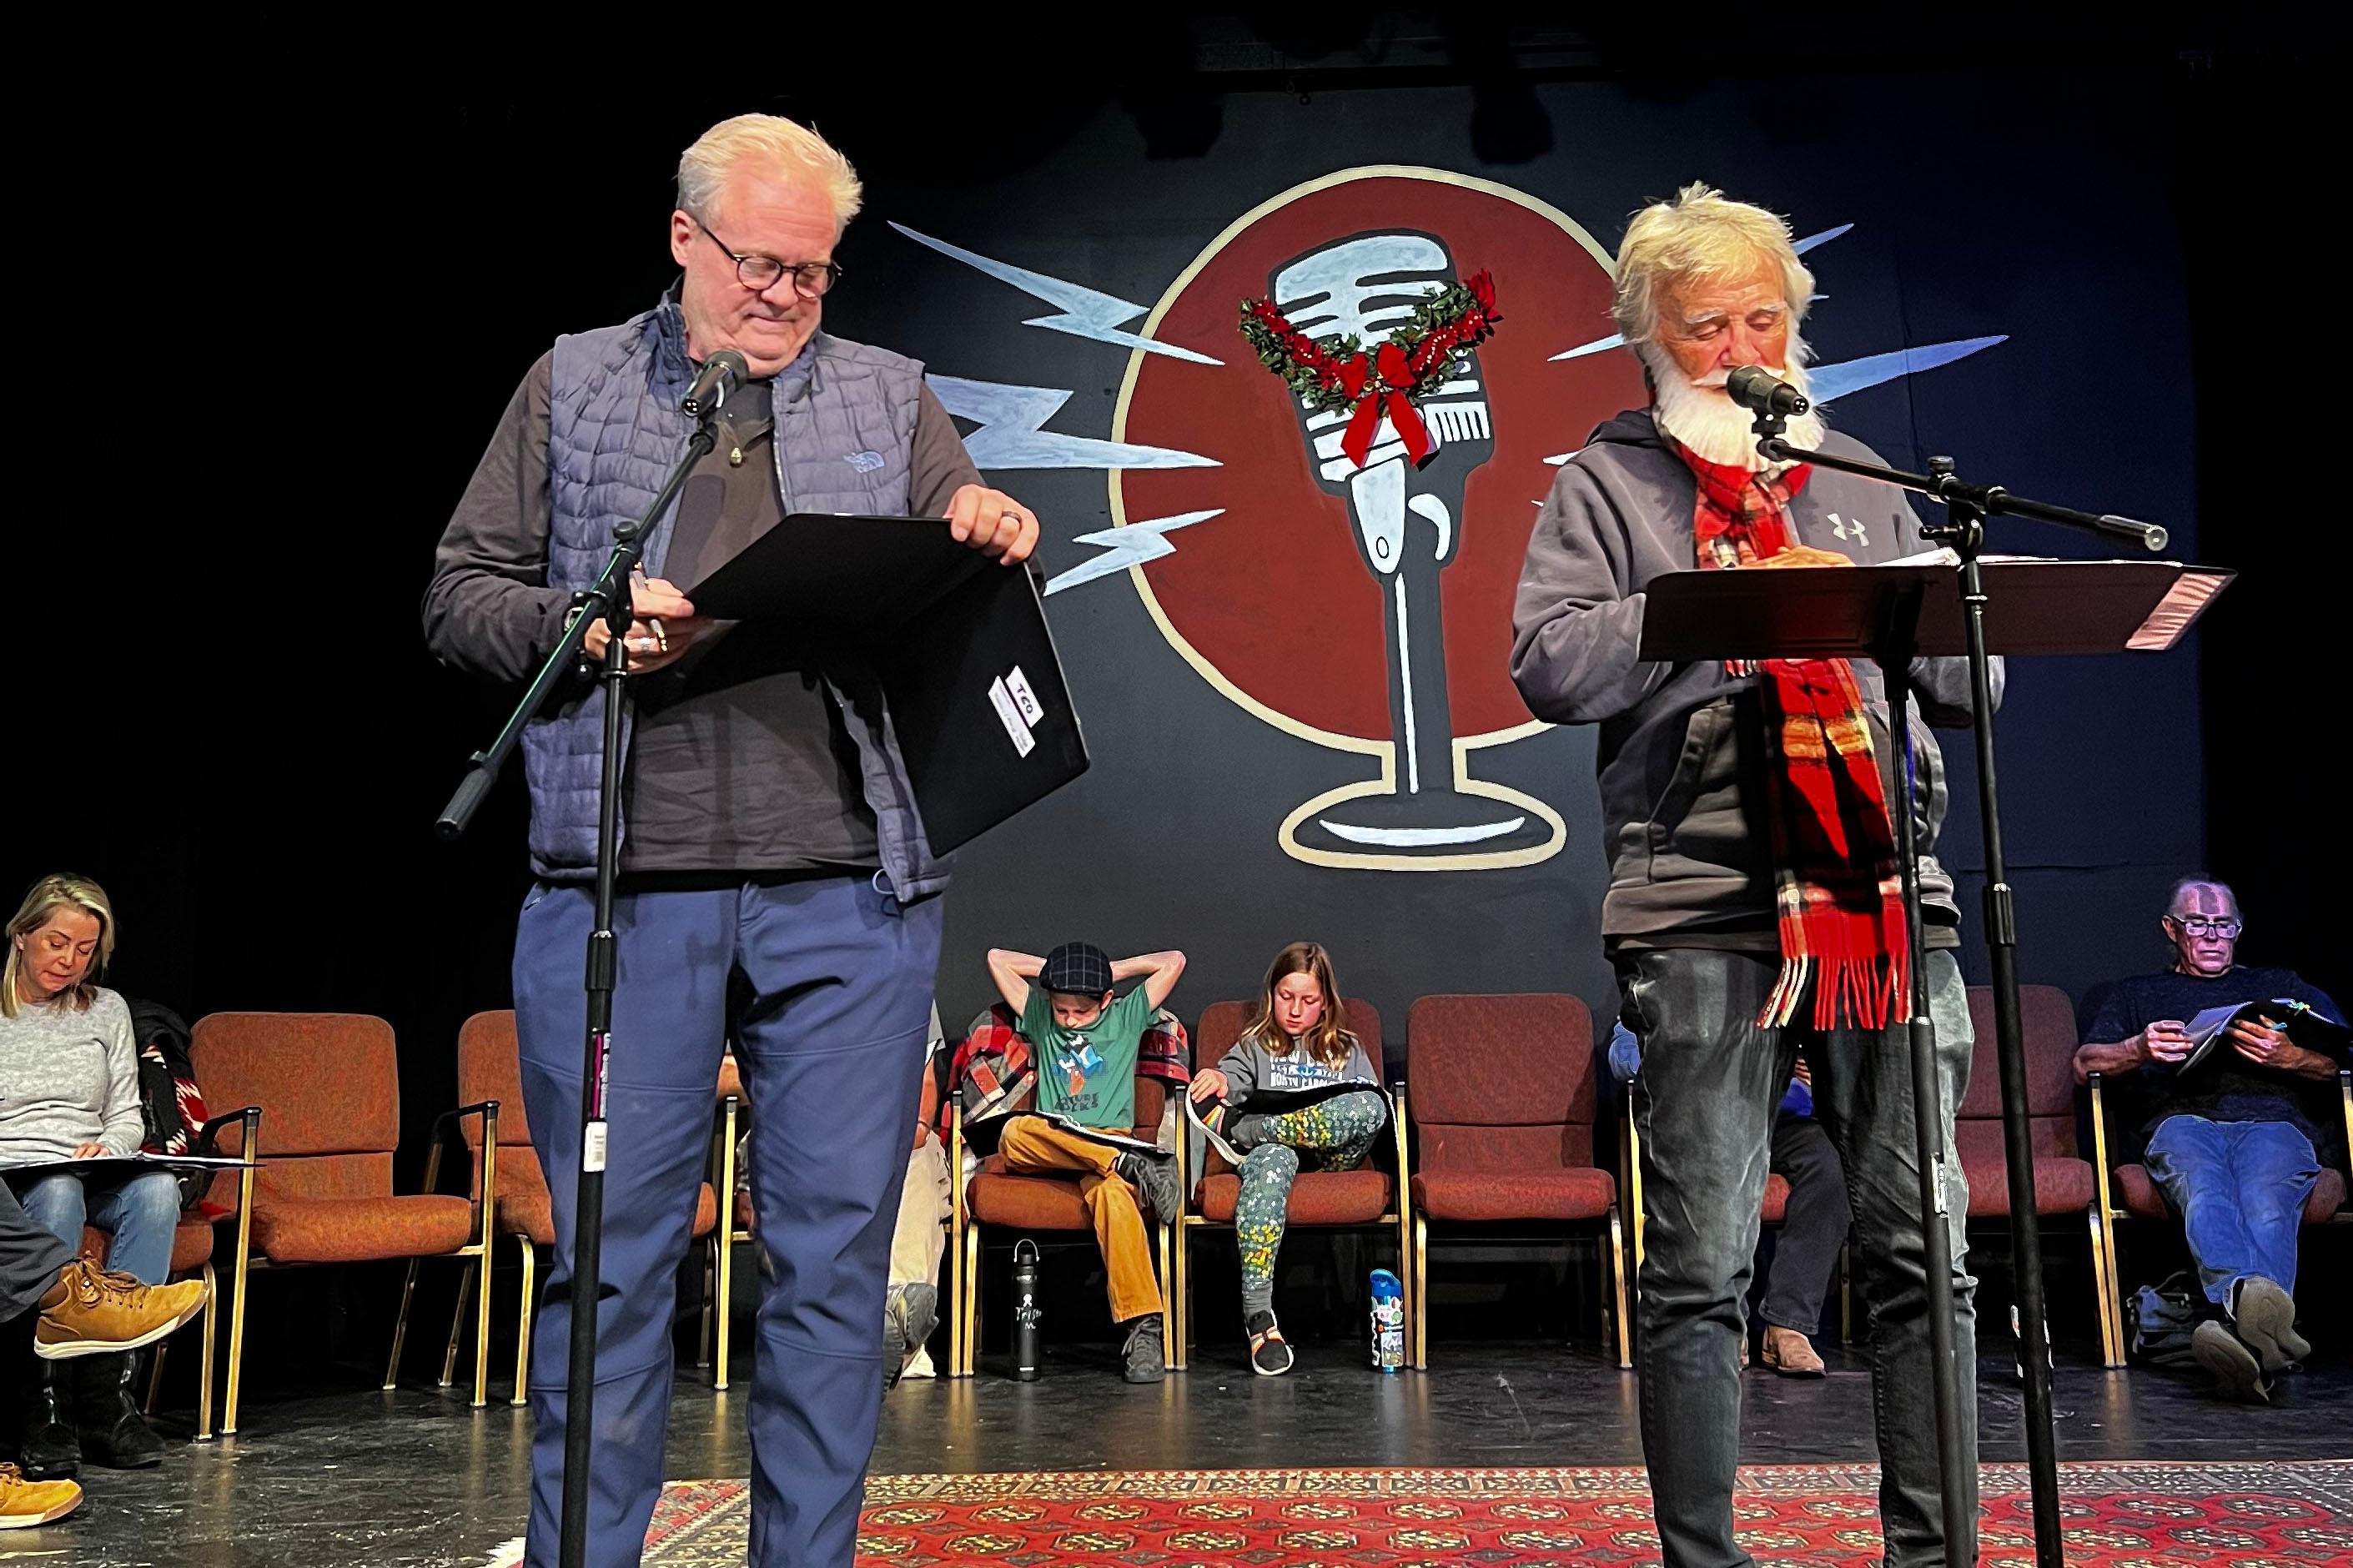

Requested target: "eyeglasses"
[
  {"left": 2168, "top": 917, "right": 2243, "bottom": 938},
  {"left": 688, "top": 214, "right": 843, "bottom": 299}
]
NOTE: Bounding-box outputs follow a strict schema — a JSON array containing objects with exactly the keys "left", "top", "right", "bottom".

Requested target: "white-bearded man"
[{"left": 1512, "top": 183, "right": 2002, "bottom": 1568}]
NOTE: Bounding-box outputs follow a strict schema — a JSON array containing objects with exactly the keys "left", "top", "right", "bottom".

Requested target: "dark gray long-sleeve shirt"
[
  {"left": 425, "top": 352, "right": 981, "bottom": 874},
  {"left": 1512, "top": 408, "right": 2001, "bottom": 948}
]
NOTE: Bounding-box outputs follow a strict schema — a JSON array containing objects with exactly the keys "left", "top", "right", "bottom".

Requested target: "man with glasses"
[
  {"left": 2074, "top": 877, "right": 2345, "bottom": 1401},
  {"left": 425, "top": 113, "right": 1038, "bottom": 1568}
]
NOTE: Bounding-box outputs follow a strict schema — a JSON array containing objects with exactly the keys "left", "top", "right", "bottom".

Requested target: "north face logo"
[{"left": 847, "top": 450, "right": 886, "bottom": 474}]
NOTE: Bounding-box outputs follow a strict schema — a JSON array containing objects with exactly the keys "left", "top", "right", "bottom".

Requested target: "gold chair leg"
[
  {"left": 1402, "top": 1205, "right": 1420, "bottom": 1365},
  {"left": 1158, "top": 1221, "right": 1175, "bottom": 1371},
  {"left": 713, "top": 1230, "right": 735, "bottom": 1393},
  {"left": 1176, "top": 1220, "right": 1193, "bottom": 1369},
  {"left": 440, "top": 1258, "right": 476, "bottom": 1388},
  {"left": 146, "top": 1339, "right": 168, "bottom": 1413},
  {"left": 197, "top": 1261, "right": 217, "bottom": 1441},
  {"left": 958, "top": 1222, "right": 981, "bottom": 1377},
  {"left": 1609, "top": 1209, "right": 1632, "bottom": 1369},
  {"left": 696, "top": 1243, "right": 715, "bottom": 1369},
  {"left": 472, "top": 1246, "right": 493, "bottom": 1409},
  {"left": 1839, "top": 1240, "right": 1853, "bottom": 1344},
  {"left": 385, "top": 1257, "right": 425, "bottom": 1390},
  {"left": 512, "top": 1238, "right": 535, "bottom": 1407},
  {"left": 2089, "top": 1208, "right": 2125, "bottom": 1368}
]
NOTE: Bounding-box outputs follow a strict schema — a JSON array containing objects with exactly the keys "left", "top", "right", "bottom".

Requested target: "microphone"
[
  {"left": 1727, "top": 364, "right": 1809, "bottom": 418},
  {"left": 681, "top": 349, "right": 749, "bottom": 418}
]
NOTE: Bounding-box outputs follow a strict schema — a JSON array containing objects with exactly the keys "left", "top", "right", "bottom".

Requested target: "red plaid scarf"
[{"left": 1676, "top": 440, "right": 1910, "bottom": 1031}]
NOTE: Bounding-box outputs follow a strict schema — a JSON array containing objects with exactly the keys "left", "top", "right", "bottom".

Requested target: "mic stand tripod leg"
[{"left": 1878, "top": 589, "right": 1977, "bottom": 1565}]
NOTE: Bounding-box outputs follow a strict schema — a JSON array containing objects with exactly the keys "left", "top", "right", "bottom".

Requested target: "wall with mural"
[{"left": 819, "top": 73, "right": 2200, "bottom": 1041}]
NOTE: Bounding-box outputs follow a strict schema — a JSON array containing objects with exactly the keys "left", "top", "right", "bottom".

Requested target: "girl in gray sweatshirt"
[{"left": 1188, "top": 942, "right": 1386, "bottom": 1375}]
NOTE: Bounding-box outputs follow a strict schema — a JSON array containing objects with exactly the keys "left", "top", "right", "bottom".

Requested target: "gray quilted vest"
[{"left": 522, "top": 293, "right": 950, "bottom": 899}]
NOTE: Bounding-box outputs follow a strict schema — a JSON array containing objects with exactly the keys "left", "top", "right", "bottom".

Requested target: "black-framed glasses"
[
  {"left": 689, "top": 214, "right": 843, "bottom": 299},
  {"left": 2167, "top": 916, "right": 2243, "bottom": 938}
]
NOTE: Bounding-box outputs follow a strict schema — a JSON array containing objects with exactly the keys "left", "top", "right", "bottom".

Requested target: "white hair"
[
  {"left": 676, "top": 114, "right": 862, "bottom": 234},
  {"left": 1613, "top": 182, "right": 1814, "bottom": 350}
]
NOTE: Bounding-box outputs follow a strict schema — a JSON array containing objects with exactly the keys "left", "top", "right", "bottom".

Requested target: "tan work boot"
[
  {"left": 0, "top": 1463, "right": 83, "bottom": 1528},
  {"left": 1760, "top": 1324, "right": 1828, "bottom": 1377},
  {"left": 34, "top": 1256, "right": 209, "bottom": 1359}
]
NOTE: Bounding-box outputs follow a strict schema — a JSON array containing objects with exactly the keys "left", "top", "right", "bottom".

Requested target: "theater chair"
[
  {"left": 440, "top": 1011, "right": 721, "bottom": 1406},
  {"left": 948, "top": 1067, "right": 1179, "bottom": 1378},
  {"left": 189, "top": 1012, "right": 491, "bottom": 1435},
  {"left": 1959, "top": 985, "right": 2123, "bottom": 1365},
  {"left": 1179, "top": 998, "right": 1406, "bottom": 1372},
  {"left": 2090, "top": 1054, "right": 2352, "bottom": 1362},
  {"left": 90, "top": 1128, "right": 244, "bottom": 1440},
  {"left": 1411, "top": 994, "right": 1626, "bottom": 1370}
]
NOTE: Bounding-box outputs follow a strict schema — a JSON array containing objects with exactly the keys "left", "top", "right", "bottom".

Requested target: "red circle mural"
[{"left": 1115, "top": 169, "right": 1645, "bottom": 744}]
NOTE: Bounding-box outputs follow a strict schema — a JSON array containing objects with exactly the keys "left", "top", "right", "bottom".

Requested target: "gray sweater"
[
  {"left": 0, "top": 988, "right": 143, "bottom": 1163},
  {"left": 1214, "top": 1028, "right": 1381, "bottom": 1108},
  {"left": 1511, "top": 408, "right": 2002, "bottom": 948}
]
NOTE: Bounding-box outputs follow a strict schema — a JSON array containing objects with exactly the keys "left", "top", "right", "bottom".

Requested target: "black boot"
[
  {"left": 73, "top": 1351, "right": 163, "bottom": 1469},
  {"left": 17, "top": 1359, "right": 78, "bottom": 1480}
]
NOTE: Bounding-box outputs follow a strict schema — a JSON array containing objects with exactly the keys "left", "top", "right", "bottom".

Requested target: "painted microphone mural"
[{"left": 897, "top": 166, "right": 2009, "bottom": 874}]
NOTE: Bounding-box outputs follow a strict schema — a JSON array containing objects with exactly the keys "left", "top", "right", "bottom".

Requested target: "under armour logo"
[
  {"left": 1829, "top": 513, "right": 1869, "bottom": 549},
  {"left": 846, "top": 450, "right": 886, "bottom": 474}
]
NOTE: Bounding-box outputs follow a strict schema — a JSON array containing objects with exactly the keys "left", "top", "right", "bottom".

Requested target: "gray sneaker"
[
  {"left": 1121, "top": 1314, "right": 1165, "bottom": 1383},
  {"left": 1115, "top": 1151, "right": 1181, "bottom": 1227},
  {"left": 2230, "top": 1278, "right": 2310, "bottom": 1375},
  {"left": 882, "top": 1284, "right": 941, "bottom": 1392},
  {"left": 2191, "top": 1319, "right": 2270, "bottom": 1404}
]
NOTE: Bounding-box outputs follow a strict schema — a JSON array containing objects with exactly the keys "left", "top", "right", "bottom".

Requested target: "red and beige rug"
[{"left": 485, "top": 1460, "right": 2351, "bottom": 1566}]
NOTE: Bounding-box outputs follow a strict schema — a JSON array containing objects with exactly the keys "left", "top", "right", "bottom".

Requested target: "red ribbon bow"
[{"left": 1337, "top": 340, "right": 1433, "bottom": 470}]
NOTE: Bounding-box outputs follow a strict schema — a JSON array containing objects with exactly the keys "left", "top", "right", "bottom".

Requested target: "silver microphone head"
[{"left": 1270, "top": 234, "right": 1492, "bottom": 485}]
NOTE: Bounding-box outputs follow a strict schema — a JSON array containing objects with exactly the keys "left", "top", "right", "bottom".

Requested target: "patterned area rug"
[{"left": 488, "top": 1460, "right": 2353, "bottom": 1565}]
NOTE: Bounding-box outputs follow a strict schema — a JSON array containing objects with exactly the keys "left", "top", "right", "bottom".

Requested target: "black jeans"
[
  {"left": 2, "top": 1178, "right": 74, "bottom": 1322},
  {"left": 1622, "top": 947, "right": 1978, "bottom": 1568},
  {"left": 1759, "top": 1113, "right": 1849, "bottom": 1334}
]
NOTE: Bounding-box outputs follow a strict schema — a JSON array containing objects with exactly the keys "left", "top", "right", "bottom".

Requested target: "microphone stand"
[
  {"left": 1748, "top": 400, "right": 2165, "bottom": 1568},
  {"left": 438, "top": 408, "right": 721, "bottom": 1568}
]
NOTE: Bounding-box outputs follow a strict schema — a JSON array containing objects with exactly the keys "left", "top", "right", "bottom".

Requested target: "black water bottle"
[{"left": 1010, "top": 1239, "right": 1043, "bottom": 1381}]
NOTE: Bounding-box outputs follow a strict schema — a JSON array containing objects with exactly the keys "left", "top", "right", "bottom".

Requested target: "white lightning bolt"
[
  {"left": 1549, "top": 223, "right": 1855, "bottom": 361},
  {"left": 1044, "top": 510, "right": 1224, "bottom": 596},
  {"left": 927, "top": 376, "right": 1218, "bottom": 470},
  {"left": 892, "top": 223, "right": 1221, "bottom": 365}
]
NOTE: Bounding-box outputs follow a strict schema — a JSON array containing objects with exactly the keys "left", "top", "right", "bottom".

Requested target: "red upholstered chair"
[
  {"left": 1179, "top": 998, "right": 1406, "bottom": 1372},
  {"left": 189, "top": 1012, "right": 492, "bottom": 1435},
  {"left": 2090, "top": 1038, "right": 2351, "bottom": 1363},
  {"left": 435, "top": 1011, "right": 720, "bottom": 1406},
  {"left": 1958, "top": 985, "right": 2123, "bottom": 1365},
  {"left": 1409, "top": 994, "right": 1626, "bottom": 1369},
  {"left": 948, "top": 1066, "right": 1179, "bottom": 1378}
]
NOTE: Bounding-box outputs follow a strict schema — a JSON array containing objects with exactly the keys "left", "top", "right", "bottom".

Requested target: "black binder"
[{"left": 684, "top": 514, "right": 1089, "bottom": 856}]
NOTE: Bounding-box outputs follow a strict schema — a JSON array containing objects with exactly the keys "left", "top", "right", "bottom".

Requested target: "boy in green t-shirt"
[{"left": 985, "top": 941, "right": 1187, "bottom": 1382}]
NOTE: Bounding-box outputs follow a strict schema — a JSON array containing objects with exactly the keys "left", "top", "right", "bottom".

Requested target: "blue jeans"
[
  {"left": 513, "top": 874, "right": 942, "bottom": 1568},
  {"left": 1621, "top": 947, "right": 1977, "bottom": 1568},
  {"left": 8, "top": 1168, "right": 183, "bottom": 1284},
  {"left": 2143, "top": 1115, "right": 2319, "bottom": 1306}
]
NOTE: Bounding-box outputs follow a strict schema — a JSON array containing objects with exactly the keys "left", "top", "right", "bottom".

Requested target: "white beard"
[{"left": 1641, "top": 344, "right": 1827, "bottom": 470}]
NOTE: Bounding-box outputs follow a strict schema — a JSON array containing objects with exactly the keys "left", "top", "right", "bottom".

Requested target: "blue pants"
[
  {"left": 2143, "top": 1114, "right": 2320, "bottom": 1307},
  {"left": 513, "top": 875, "right": 943, "bottom": 1568},
  {"left": 8, "top": 1168, "right": 182, "bottom": 1284}
]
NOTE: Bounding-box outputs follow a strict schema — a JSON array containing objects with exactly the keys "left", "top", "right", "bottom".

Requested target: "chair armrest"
[
  {"left": 192, "top": 1106, "right": 262, "bottom": 1160},
  {"left": 2088, "top": 1072, "right": 2118, "bottom": 1220},
  {"left": 422, "top": 1100, "right": 502, "bottom": 1225}
]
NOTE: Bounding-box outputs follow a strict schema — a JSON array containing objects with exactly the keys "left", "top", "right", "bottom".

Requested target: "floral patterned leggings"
[{"left": 1233, "top": 1088, "right": 1389, "bottom": 1318}]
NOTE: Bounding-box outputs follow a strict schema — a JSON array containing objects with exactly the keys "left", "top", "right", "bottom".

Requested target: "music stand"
[{"left": 1645, "top": 541, "right": 2228, "bottom": 1566}]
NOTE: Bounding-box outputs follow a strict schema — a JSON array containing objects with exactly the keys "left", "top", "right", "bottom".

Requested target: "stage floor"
[{"left": 35, "top": 1341, "right": 2353, "bottom": 1567}]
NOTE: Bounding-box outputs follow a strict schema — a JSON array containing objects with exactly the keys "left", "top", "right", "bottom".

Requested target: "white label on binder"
[
  {"left": 1005, "top": 665, "right": 1045, "bottom": 725},
  {"left": 988, "top": 677, "right": 1036, "bottom": 756}
]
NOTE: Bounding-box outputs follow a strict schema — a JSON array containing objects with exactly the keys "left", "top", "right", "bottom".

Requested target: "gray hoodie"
[
  {"left": 1215, "top": 1028, "right": 1382, "bottom": 1108},
  {"left": 1511, "top": 408, "right": 2001, "bottom": 948}
]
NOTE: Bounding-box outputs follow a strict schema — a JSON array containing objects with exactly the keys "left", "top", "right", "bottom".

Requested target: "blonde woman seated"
[{"left": 1189, "top": 942, "right": 1385, "bottom": 1375}]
